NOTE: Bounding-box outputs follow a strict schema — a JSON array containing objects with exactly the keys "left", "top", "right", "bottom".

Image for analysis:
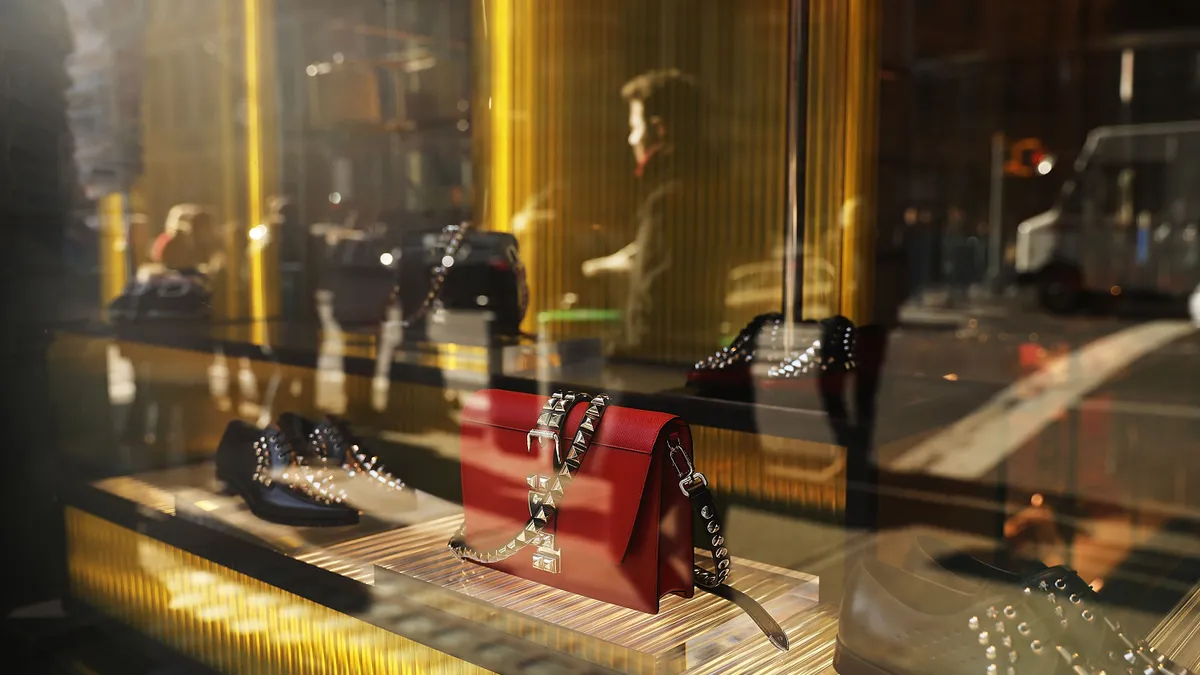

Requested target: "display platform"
[
  {"left": 343, "top": 517, "right": 830, "bottom": 674},
  {"left": 69, "top": 463, "right": 840, "bottom": 674},
  {"left": 1148, "top": 578, "right": 1200, "bottom": 669}
]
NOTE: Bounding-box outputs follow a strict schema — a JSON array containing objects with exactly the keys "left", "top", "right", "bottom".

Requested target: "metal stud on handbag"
[{"left": 449, "top": 389, "right": 788, "bottom": 650}]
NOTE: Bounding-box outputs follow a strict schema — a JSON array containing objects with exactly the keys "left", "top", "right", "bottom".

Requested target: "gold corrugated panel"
[
  {"left": 693, "top": 425, "right": 846, "bottom": 517},
  {"left": 95, "top": 476, "right": 177, "bottom": 515},
  {"left": 475, "top": 0, "right": 793, "bottom": 363},
  {"left": 325, "top": 516, "right": 838, "bottom": 674},
  {"left": 66, "top": 508, "right": 492, "bottom": 674},
  {"left": 1146, "top": 579, "right": 1200, "bottom": 670},
  {"left": 136, "top": 0, "right": 276, "bottom": 324},
  {"left": 803, "top": 0, "right": 881, "bottom": 324}
]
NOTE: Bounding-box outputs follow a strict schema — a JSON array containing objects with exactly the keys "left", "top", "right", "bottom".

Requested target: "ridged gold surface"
[
  {"left": 803, "top": 0, "right": 881, "bottom": 324},
  {"left": 66, "top": 507, "right": 492, "bottom": 675},
  {"left": 1147, "top": 578, "right": 1200, "bottom": 670},
  {"left": 692, "top": 425, "right": 846, "bottom": 517},
  {"left": 474, "top": 0, "right": 794, "bottom": 361},
  {"left": 326, "top": 515, "right": 837, "bottom": 674},
  {"left": 97, "top": 475, "right": 176, "bottom": 515}
]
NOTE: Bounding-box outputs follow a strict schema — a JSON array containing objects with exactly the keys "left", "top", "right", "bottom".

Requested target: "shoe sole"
[
  {"left": 215, "top": 481, "right": 361, "bottom": 527},
  {"left": 833, "top": 640, "right": 904, "bottom": 675}
]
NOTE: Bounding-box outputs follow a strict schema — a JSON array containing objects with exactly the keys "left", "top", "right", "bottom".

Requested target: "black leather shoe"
[
  {"left": 688, "top": 313, "right": 857, "bottom": 397},
  {"left": 109, "top": 269, "right": 213, "bottom": 324},
  {"left": 215, "top": 420, "right": 359, "bottom": 526},
  {"left": 278, "top": 413, "right": 417, "bottom": 510},
  {"left": 836, "top": 556, "right": 1191, "bottom": 675}
]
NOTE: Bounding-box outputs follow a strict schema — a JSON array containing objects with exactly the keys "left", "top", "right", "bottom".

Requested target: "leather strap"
[
  {"left": 699, "top": 583, "right": 791, "bottom": 652},
  {"left": 667, "top": 432, "right": 789, "bottom": 651}
]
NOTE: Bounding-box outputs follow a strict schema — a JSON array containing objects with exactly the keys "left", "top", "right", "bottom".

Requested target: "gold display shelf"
[
  {"left": 95, "top": 464, "right": 463, "bottom": 584},
  {"left": 67, "top": 508, "right": 492, "bottom": 675},
  {"left": 326, "top": 516, "right": 837, "bottom": 674},
  {"left": 87, "top": 468, "right": 839, "bottom": 674}
]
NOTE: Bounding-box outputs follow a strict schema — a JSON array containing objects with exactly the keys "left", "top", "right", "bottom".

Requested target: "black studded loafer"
[
  {"left": 688, "top": 313, "right": 857, "bottom": 398},
  {"left": 215, "top": 420, "right": 360, "bottom": 526},
  {"left": 687, "top": 312, "right": 784, "bottom": 395},
  {"left": 760, "top": 314, "right": 856, "bottom": 382},
  {"left": 278, "top": 413, "right": 417, "bottom": 511},
  {"left": 836, "top": 556, "right": 1192, "bottom": 675}
]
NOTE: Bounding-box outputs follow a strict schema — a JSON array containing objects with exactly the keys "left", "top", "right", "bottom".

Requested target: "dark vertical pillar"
[{"left": 0, "top": 0, "right": 73, "bottom": 616}]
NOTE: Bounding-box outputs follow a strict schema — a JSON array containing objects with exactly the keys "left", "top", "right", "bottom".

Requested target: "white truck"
[{"left": 1015, "top": 121, "right": 1200, "bottom": 312}]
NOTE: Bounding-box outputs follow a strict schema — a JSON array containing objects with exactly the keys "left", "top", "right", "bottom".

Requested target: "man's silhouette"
[{"left": 583, "top": 69, "right": 715, "bottom": 358}]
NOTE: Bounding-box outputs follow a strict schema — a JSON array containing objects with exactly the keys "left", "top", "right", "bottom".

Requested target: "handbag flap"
[{"left": 461, "top": 389, "right": 677, "bottom": 564}]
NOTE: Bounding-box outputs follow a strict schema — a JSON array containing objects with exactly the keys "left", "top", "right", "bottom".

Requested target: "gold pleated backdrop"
[
  {"left": 474, "top": 0, "right": 793, "bottom": 364},
  {"left": 137, "top": 0, "right": 278, "bottom": 327},
  {"left": 803, "top": 0, "right": 881, "bottom": 324}
]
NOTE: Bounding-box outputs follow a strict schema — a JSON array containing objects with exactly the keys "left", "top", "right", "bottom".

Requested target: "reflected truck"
[{"left": 1015, "top": 121, "right": 1200, "bottom": 312}]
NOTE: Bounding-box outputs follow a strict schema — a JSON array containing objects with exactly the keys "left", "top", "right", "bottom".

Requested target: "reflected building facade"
[{"left": 887, "top": 0, "right": 1200, "bottom": 289}]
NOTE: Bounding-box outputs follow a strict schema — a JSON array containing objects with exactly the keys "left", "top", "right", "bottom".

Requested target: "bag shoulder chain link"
[
  {"left": 399, "top": 221, "right": 470, "bottom": 328},
  {"left": 449, "top": 391, "right": 604, "bottom": 570}
]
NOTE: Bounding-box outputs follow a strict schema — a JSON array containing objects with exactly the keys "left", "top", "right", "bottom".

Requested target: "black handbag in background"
[
  {"left": 394, "top": 223, "right": 529, "bottom": 340},
  {"left": 109, "top": 268, "right": 213, "bottom": 325}
]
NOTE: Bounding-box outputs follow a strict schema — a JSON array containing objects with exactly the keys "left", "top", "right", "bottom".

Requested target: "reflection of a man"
[{"left": 583, "top": 69, "right": 716, "bottom": 356}]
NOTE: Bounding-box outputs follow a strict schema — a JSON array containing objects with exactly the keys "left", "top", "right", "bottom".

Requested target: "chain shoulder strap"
[
  {"left": 667, "top": 433, "right": 789, "bottom": 651},
  {"left": 398, "top": 221, "right": 470, "bottom": 329},
  {"left": 449, "top": 391, "right": 601, "bottom": 567}
]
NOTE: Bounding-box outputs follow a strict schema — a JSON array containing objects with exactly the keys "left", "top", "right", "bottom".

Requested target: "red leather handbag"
[{"left": 450, "top": 389, "right": 788, "bottom": 649}]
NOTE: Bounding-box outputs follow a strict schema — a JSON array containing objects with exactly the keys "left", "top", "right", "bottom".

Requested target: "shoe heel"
[
  {"left": 833, "top": 640, "right": 894, "bottom": 675},
  {"left": 215, "top": 420, "right": 264, "bottom": 501}
]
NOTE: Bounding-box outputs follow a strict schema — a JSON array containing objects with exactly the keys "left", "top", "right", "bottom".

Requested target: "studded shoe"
[
  {"left": 687, "top": 312, "right": 784, "bottom": 394},
  {"left": 835, "top": 556, "right": 1192, "bottom": 675},
  {"left": 760, "top": 314, "right": 856, "bottom": 383},
  {"left": 901, "top": 536, "right": 1196, "bottom": 675},
  {"left": 688, "top": 313, "right": 857, "bottom": 398},
  {"left": 278, "top": 413, "right": 418, "bottom": 512},
  {"left": 214, "top": 420, "right": 360, "bottom": 526}
]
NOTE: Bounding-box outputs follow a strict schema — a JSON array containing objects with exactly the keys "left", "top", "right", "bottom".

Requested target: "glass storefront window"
[{"left": 2, "top": 0, "right": 1199, "bottom": 673}]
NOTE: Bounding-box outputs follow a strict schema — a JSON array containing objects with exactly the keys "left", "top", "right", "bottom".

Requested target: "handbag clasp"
[
  {"left": 668, "top": 436, "right": 708, "bottom": 496},
  {"left": 527, "top": 429, "right": 561, "bottom": 465}
]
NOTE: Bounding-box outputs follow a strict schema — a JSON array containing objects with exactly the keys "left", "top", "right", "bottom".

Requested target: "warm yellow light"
[
  {"left": 244, "top": 0, "right": 268, "bottom": 345},
  {"left": 99, "top": 192, "right": 129, "bottom": 311},
  {"left": 491, "top": 0, "right": 512, "bottom": 232}
]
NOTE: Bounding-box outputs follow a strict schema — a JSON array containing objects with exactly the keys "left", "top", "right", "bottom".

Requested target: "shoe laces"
[{"left": 316, "top": 417, "right": 406, "bottom": 492}]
